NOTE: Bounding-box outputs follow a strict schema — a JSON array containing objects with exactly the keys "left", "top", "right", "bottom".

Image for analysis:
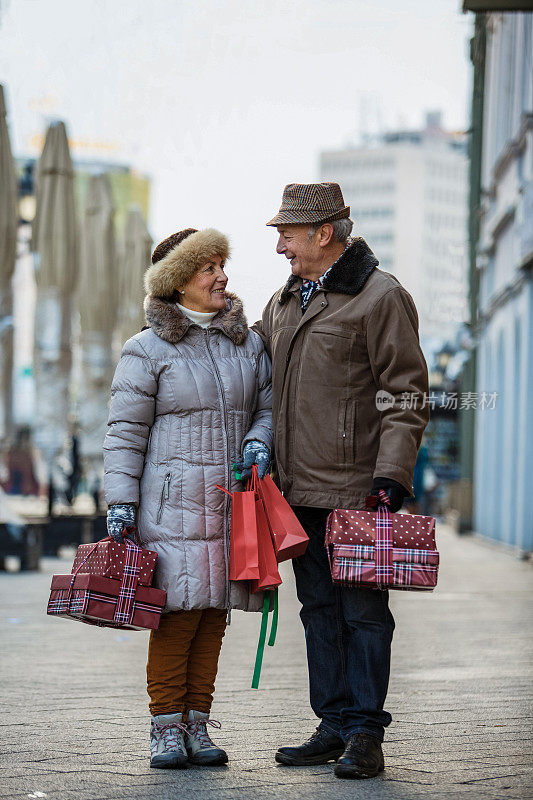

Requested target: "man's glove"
[
  {"left": 233, "top": 440, "right": 270, "bottom": 481},
  {"left": 370, "top": 478, "right": 409, "bottom": 513},
  {"left": 107, "top": 504, "right": 137, "bottom": 543}
]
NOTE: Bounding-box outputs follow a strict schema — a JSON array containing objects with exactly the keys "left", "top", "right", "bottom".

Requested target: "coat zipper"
[
  {"left": 204, "top": 330, "right": 232, "bottom": 614},
  {"left": 282, "top": 289, "right": 327, "bottom": 487},
  {"left": 342, "top": 400, "right": 348, "bottom": 462},
  {"left": 156, "top": 473, "right": 171, "bottom": 524}
]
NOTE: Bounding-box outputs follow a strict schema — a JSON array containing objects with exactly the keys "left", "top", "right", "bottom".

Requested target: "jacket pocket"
[
  {"left": 156, "top": 473, "right": 171, "bottom": 524},
  {"left": 340, "top": 399, "right": 357, "bottom": 464}
]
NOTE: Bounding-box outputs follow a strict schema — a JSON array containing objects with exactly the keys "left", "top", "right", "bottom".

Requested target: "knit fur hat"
[{"left": 144, "top": 228, "right": 230, "bottom": 299}]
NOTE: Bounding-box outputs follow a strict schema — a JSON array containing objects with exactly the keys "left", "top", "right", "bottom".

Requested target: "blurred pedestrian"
[
  {"left": 1, "top": 427, "right": 39, "bottom": 496},
  {"left": 65, "top": 429, "right": 82, "bottom": 506},
  {"left": 254, "top": 183, "right": 429, "bottom": 779},
  {"left": 103, "top": 228, "right": 272, "bottom": 769}
]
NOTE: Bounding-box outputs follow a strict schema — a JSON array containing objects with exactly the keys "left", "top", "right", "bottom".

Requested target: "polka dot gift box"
[
  {"left": 48, "top": 535, "right": 166, "bottom": 631},
  {"left": 325, "top": 496, "right": 439, "bottom": 591},
  {"left": 71, "top": 531, "right": 157, "bottom": 586}
]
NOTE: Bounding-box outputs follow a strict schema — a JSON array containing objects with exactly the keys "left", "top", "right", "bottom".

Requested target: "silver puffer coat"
[{"left": 103, "top": 293, "right": 273, "bottom": 612}]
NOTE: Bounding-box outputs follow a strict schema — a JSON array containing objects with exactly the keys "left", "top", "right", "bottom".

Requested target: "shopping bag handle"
[
  {"left": 215, "top": 484, "right": 233, "bottom": 498},
  {"left": 251, "top": 587, "right": 278, "bottom": 689},
  {"left": 215, "top": 468, "right": 260, "bottom": 498},
  {"left": 247, "top": 465, "right": 259, "bottom": 493}
]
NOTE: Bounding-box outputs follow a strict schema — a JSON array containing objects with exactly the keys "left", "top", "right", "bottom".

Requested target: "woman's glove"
[
  {"left": 233, "top": 440, "right": 271, "bottom": 481},
  {"left": 106, "top": 504, "right": 137, "bottom": 543}
]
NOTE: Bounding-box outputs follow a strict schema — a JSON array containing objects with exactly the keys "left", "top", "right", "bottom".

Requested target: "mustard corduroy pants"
[{"left": 146, "top": 608, "right": 227, "bottom": 716}]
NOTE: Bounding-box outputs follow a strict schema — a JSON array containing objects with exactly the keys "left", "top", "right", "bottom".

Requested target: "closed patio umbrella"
[
  {"left": 118, "top": 204, "right": 152, "bottom": 345},
  {"left": 31, "top": 121, "right": 78, "bottom": 506},
  {"left": 77, "top": 172, "right": 117, "bottom": 487},
  {"left": 0, "top": 85, "right": 18, "bottom": 443}
]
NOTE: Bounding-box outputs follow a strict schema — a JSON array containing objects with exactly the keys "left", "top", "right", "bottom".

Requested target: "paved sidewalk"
[{"left": 0, "top": 524, "right": 531, "bottom": 800}]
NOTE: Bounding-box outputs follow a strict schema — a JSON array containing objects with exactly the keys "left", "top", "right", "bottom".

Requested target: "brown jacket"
[{"left": 252, "top": 237, "right": 429, "bottom": 509}]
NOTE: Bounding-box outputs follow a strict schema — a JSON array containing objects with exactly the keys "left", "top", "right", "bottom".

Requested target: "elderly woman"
[{"left": 103, "top": 228, "right": 272, "bottom": 769}]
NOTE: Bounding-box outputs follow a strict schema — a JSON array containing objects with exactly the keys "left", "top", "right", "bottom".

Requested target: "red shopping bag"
[
  {"left": 251, "top": 497, "right": 282, "bottom": 593},
  {"left": 256, "top": 470, "right": 309, "bottom": 561},
  {"left": 217, "top": 474, "right": 280, "bottom": 690},
  {"left": 217, "top": 484, "right": 260, "bottom": 581}
]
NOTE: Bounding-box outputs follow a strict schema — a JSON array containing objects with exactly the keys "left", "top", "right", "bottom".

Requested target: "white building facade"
[
  {"left": 320, "top": 120, "right": 468, "bottom": 348},
  {"left": 473, "top": 11, "right": 533, "bottom": 553}
]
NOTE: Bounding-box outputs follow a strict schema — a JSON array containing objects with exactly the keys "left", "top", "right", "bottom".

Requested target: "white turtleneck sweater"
[{"left": 177, "top": 303, "right": 217, "bottom": 329}]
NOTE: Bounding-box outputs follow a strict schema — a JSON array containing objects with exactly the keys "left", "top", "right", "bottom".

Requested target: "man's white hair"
[{"left": 307, "top": 218, "right": 354, "bottom": 244}]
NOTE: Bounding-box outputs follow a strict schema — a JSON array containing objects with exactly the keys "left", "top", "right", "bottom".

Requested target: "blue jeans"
[{"left": 292, "top": 506, "right": 395, "bottom": 743}]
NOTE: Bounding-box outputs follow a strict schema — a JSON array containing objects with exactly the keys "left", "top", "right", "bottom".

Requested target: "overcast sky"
[{"left": 0, "top": 0, "right": 472, "bottom": 321}]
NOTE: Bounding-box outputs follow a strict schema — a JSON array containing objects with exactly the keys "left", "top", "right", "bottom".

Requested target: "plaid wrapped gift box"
[
  {"left": 325, "top": 507, "right": 439, "bottom": 591},
  {"left": 71, "top": 535, "right": 157, "bottom": 586},
  {"left": 47, "top": 573, "right": 166, "bottom": 630}
]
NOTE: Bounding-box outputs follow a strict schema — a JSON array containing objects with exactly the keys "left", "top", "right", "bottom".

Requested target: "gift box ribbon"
[
  {"left": 66, "top": 532, "right": 141, "bottom": 625},
  {"left": 373, "top": 489, "right": 393, "bottom": 588},
  {"left": 345, "top": 489, "right": 393, "bottom": 589}
]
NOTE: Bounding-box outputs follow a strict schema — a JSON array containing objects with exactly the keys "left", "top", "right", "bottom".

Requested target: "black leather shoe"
[
  {"left": 275, "top": 728, "right": 345, "bottom": 766},
  {"left": 334, "top": 733, "right": 384, "bottom": 779}
]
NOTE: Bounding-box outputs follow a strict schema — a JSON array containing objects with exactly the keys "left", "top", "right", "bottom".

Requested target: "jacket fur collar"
[
  {"left": 279, "top": 236, "right": 378, "bottom": 305},
  {"left": 143, "top": 291, "right": 248, "bottom": 345}
]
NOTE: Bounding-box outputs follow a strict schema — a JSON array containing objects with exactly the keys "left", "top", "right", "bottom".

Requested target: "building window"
[{"left": 352, "top": 208, "right": 394, "bottom": 219}]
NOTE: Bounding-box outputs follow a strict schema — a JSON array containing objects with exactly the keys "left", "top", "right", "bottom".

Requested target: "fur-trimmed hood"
[
  {"left": 279, "top": 236, "right": 378, "bottom": 305},
  {"left": 143, "top": 291, "right": 248, "bottom": 346},
  {"left": 144, "top": 228, "right": 230, "bottom": 299}
]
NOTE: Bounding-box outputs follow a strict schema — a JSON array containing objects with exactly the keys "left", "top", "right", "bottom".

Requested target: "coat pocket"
[
  {"left": 339, "top": 399, "right": 357, "bottom": 464},
  {"left": 156, "top": 473, "right": 171, "bottom": 524}
]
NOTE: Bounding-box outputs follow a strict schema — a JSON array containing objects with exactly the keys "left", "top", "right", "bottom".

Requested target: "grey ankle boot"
[
  {"left": 185, "top": 710, "right": 228, "bottom": 765},
  {"left": 150, "top": 712, "right": 188, "bottom": 768}
]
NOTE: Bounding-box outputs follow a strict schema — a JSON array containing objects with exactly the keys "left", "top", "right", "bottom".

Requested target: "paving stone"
[{"left": 1, "top": 524, "right": 532, "bottom": 799}]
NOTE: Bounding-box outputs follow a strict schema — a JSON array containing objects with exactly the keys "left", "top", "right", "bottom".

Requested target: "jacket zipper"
[
  {"left": 204, "top": 330, "right": 232, "bottom": 614},
  {"left": 156, "top": 473, "right": 171, "bottom": 524},
  {"left": 342, "top": 400, "right": 348, "bottom": 462},
  {"left": 341, "top": 401, "right": 357, "bottom": 463},
  {"left": 283, "top": 289, "right": 327, "bottom": 487}
]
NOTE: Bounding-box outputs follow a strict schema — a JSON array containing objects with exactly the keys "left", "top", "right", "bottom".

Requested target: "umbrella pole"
[
  {"left": 47, "top": 466, "right": 54, "bottom": 518},
  {"left": 0, "top": 284, "right": 15, "bottom": 443}
]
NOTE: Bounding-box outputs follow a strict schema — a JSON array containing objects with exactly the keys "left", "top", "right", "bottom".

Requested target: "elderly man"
[{"left": 252, "top": 183, "right": 429, "bottom": 780}]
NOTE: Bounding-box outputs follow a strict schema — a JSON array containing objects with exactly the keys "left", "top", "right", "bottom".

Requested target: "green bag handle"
[
  {"left": 268, "top": 587, "right": 278, "bottom": 646},
  {"left": 251, "top": 587, "right": 279, "bottom": 689}
]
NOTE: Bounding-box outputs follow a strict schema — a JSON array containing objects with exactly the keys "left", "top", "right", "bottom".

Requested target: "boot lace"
[
  {"left": 153, "top": 720, "right": 187, "bottom": 752},
  {"left": 307, "top": 727, "right": 327, "bottom": 744},
  {"left": 188, "top": 717, "right": 222, "bottom": 749},
  {"left": 346, "top": 732, "right": 378, "bottom": 755}
]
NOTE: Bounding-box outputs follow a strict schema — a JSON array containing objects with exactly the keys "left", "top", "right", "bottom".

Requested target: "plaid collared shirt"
[
  {"left": 299, "top": 245, "right": 348, "bottom": 312},
  {"left": 300, "top": 268, "right": 331, "bottom": 312}
]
